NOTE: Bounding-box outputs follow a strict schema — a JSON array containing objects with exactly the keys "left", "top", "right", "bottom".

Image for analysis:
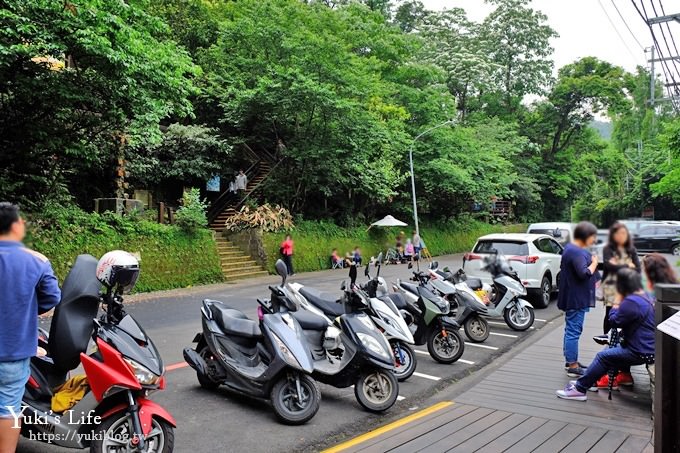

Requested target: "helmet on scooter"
[{"left": 96, "top": 250, "right": 140, "bottom": 294}]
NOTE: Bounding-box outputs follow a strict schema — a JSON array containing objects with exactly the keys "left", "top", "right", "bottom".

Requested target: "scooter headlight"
[
  {"left": 357, "top": 333, "right": 391, "bottom": 360},
  {"left": 272, "top": 333, "right": 302, "bottom": 370},
  {"left": 124, "top": 358, "right": 161, "bottom": 386}
]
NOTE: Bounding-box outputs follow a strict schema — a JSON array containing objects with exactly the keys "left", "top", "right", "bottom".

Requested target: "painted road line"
[
  {"left": 487, "top": 321, "right": 508, "bottom": 327},
  {"left": 489, "top": 332, "right": 518, "bottom": 338},
  {"left": 166, "top": 362, "right": 190, "bottom": 371},
  {"left": 397, "top": 395, "right": 406, "bottom": 401},
  {"left": 465, "top": 342, "right": 498, "bottom": 350},
  {"left": 412, "top": 350, "right": 475, "bottom": 365},
  {"left": 412, "top": 371, "right": 441, "bottom": 381},
  {"left": 321, "top": 401, "right": 454, "bottom": 453},
  {"left": 536, "top": 318, "right": 547, "bottom": 322}
]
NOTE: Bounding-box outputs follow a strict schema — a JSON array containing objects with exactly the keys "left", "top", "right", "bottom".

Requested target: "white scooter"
[{"left": 289, "top": 255, "right": 417, "bottom": 381}]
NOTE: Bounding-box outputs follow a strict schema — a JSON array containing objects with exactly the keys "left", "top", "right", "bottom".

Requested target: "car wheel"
[
  {"left": 672, "top": 245, "right": 680, "bottom": 256},
  {"left": 531, "top": 275, "right": 551, "bottom": 309}
]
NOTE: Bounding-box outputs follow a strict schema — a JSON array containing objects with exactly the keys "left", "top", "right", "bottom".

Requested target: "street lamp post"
[{"left": 409, "top": 120, "right": 455, "bottom": 236}]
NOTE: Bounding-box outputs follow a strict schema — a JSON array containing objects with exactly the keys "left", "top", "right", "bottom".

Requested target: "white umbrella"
[{"left": 370, "top": 215, "right": 408, "bottom": 227}]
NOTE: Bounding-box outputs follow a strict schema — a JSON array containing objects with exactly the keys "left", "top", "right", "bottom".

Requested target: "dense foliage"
[
  {"left": 2, "top": 0, "right": 678, "bottom": 225},
  {"left": 25, "top": 205, "right": 223, "bottom": 292}
]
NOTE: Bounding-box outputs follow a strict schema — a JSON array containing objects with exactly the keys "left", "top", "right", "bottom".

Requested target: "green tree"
[
  {"left": 482, "top": 0, "right": 558, "bottom": 113},
  {"left": 0, "top": 0, "right": 197, "bottom": 207}
]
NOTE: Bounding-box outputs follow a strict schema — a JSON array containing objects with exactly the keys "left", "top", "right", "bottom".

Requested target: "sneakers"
[
  {"left": 556, "top": 383, "right": 587, "bottom": 401},
  {"left": 566, "top": 366, "right": 587, "bottom": 378},
  {"left": 596, "top": 375, "right": 619, "bottom": 390},
  {"left": 564, "top": 361, "right": 588, "bottom": 370},
  {"left": 595, "top": 372, "right": 634, "bottom": 389},
  {"left": 569, "top": 380, "right": 597, "bottom": 392}
]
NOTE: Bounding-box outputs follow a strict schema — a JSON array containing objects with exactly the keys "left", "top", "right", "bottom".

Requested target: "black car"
[{"left": 633, "top": 225, "right": 680, "bottom": 256}]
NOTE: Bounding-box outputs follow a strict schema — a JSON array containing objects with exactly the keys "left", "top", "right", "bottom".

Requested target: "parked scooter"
[
  {"left": 282, "top": 268, "right": 400, "bottom": 412},
  {"left": 183, "top": 260, "right": 320, "bottom": 425},
  {"left": 458, "top": 253, "right": 535, "bottom": 331},
  {"left": 360, "top": 255, "right": 417, "bottom": 381},
  {"left": 392, "top": 273, "right": 465, "bottom": 364},
  {"left": 23, "top": 252, "right": 175, "bottom": 452},
  {"left": 425, "top": 261, "right": 490, "bottom": 343}
]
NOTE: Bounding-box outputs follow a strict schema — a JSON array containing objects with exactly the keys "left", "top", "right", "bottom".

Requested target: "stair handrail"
[
  {"left": 233, "top": 157, "right": 285, "bottom": 208},
  {"left": 207, "top": 160, "right": 260, "bottom": 223}
]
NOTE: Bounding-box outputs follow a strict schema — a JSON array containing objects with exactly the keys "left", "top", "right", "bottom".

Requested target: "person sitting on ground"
[
  {"left": 352, "top": 246, "right": 362, "bottom": 266},
  {"left": 330, "top": 248, "right": 343, "bottom": 268},
  {"left": 556, "top": 268, "right": 655, "bottom": 401}
]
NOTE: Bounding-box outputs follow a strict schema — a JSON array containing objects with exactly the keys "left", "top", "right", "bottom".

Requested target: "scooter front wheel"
[
  {"left": 270, "top": 373, "right": 321, "bottom": 425},
  {"left": 91, "top": 412, "right": 174, "bottom": 453},
  {"left": 464, "top": 315, "right": 490, "bottom": 343},
  {"left": 504, "top": 303, "right": 535, "bottom": 331},
  {"left": 427, "top": 326, "right": 464, "bottom": 364},
  {"left": 355, "top": 369, "right": 399, "bottom": 412},
  {"left": 390, "top": 340, "right": 417, "bottom": 382}
]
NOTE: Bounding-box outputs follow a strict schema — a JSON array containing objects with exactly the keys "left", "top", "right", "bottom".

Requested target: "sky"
[{"left": 421, "top": 0, "right": 655, "bottom": 73}]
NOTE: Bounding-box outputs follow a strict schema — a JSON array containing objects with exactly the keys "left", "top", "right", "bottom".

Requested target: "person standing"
[
  {"left": 235, "top": 169, "right": 248, "bottom": 193},
  {"left": 556, "top": 268, "right": 654, "bottom": 401},
  {"left": 412, "top": 230, "right": 422, "bottom": 259},
  {"left": 280, "top": 234, "right": 294, "bottom": 275},
  {"left": 0, "top": 202, "right": 61, "bottom": 452},
  {"left": 558, "top": 221, "right": 599, "bottom": 378},
  {"left": 601, "top": 222, "right": 640, "bottom": 335}
]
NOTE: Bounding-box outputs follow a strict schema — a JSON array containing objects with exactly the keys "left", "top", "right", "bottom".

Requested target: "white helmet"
[{"left": 96, "top": 250, "right": 140, "bottom": 294}]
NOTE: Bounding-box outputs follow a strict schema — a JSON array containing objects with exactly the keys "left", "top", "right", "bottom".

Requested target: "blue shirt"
[
  {"left": 557, "top": 243, "right": 597, "bottom": 311},
  {"left": 0, "top": 241, "right": 61, "bottom": 361},
  {"left": 610, "top": 293, "right": 655, "bottom": 355}
]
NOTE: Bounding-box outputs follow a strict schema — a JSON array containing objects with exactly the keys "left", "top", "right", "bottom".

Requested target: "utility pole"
[{"left": 649, "top": 46, "right": 655, "bottom": 107}]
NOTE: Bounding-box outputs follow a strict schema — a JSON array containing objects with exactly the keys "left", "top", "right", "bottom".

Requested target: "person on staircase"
[
  {"left": 280, "top": 234, "right": 294, "bottom": 276},
  {"left": 235, "top": 169, "right": 248, "bottom": 194}
]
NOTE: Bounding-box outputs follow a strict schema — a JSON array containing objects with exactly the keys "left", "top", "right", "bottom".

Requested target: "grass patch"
[
  {"left": 25, "top": 205, "right": 223, "bottom": 293},
  {"left": 263, "top": 219, "right": 526, "bottom": 273}
]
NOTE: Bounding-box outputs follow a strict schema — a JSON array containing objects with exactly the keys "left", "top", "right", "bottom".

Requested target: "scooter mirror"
[
  {"left": 275, "top": 259, "right": 288, "bottom": 286},
  {"left": 341, "top": 280, "right": 347, "bottom": 291},
  {"left": 364, "top": 264, "right": 370, "bottom": 277},
  {"left": 431, "top": 261, "right": 439, "bottom": 270},
  {"left": 377, "top": 252, "right": 384, "bottom": 264}
]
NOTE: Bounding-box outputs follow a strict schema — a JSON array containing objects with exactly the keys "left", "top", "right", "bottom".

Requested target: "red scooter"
[{"left": 21, "top": 254, "right": 175, "bottom": 452}]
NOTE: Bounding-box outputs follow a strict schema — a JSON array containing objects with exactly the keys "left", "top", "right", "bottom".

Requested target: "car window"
[
  {"left": 548, "top": 239, "right": 563, "bottom": 254},
  {"left": 474, "top": 240, "right": 529, "bottom": 255},
  {"left": 534, "top": 238, "right": 552, "bottom": 254},
  {"left": 655, "top": 227, "right": 678, "bottom": 236},
  {"left": 638, "top": 227, "right": 655, "bottom": 236},
  {"left": 528, "top": 228, "right": 570, "bottom": 245}
]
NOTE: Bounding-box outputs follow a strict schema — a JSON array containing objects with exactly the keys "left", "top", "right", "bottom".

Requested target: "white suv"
[{"left": 463, "top": 233, "right": 563, "bottom": 309}]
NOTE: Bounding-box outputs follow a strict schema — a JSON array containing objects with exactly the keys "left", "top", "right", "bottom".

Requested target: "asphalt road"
[{"left": 19, "top": 253, "right": 583, "bottom": 453}]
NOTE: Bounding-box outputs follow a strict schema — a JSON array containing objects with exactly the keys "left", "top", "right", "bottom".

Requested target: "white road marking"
[
  {"left": 412, "top": 371, "right": 441, "bottom": 381},
  {"left": 487, "top": 321, "right": 508, "bottom": 327},
  {"left": 465, "top": 342, "right": 498, "bottom": 350},
  {"left": 413, "top": 349, "right": 475, "bottom": 365},
  {"left": 397, "top": 395, "right": 406, "bottom": 401},
  {"left": 489, "top": 332, "right": 518, "bottom": 338},
  {"left": 536, "top": 318, "right": 547, "bottom": 322}
]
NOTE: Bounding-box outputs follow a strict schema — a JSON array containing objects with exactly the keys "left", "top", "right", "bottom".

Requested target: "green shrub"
[
  {"left": 175, "top": 188, "right": 209, "bottom": 234},
  {"left": 25, "top": 205, "right": 223, "bottom": 292},
  {"left": 263, "top": 219, "right": 526, "bottom": 273}
]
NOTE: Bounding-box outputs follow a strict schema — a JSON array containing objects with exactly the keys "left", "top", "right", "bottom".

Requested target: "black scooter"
[
  {"left": 271, "top": 266, "right": 400, "bottom": 412},
  {"left": 183, "top": 261, "right": 320, "bottom": 425}
]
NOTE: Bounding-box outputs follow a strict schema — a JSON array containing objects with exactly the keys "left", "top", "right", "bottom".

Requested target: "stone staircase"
[{"left": 214, "top": 236, "right": 268, "bottom": 281}]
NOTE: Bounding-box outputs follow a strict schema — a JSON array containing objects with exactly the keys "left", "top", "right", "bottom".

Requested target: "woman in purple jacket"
[{"left": 556, "top": 268, "right": 655, "bottom": 401}]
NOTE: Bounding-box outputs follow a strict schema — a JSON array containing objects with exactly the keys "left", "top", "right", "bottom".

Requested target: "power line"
[
  {"left": 599, "top": 0, "right": 642, "bottom": 63},
  {"left": 610, "top": 0, "right": 645, "bottom": 50}
]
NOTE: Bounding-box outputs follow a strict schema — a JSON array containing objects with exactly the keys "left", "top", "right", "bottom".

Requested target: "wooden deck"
[{"left": 334, "top": 305, "right": 653, "bottom": 452}]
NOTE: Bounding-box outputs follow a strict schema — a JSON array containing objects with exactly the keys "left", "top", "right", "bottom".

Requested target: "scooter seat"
[
  {"left": 465, "top": 278, "right": 483, "bottom": 290},
  {"left": 399, "top": 281, "right": 419, "bottom": 295},
  {"left": 210, "top": 304, "right": 262, "bottom": 338},
  {"left": 379, "top": 293, "right": 408, "bottom": 310},
  {"left": 299, "top": 288, "right": 347, "bottom": 317},
  {"left": 291, "top": 311, "right": 328, "bottom": 331}
]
